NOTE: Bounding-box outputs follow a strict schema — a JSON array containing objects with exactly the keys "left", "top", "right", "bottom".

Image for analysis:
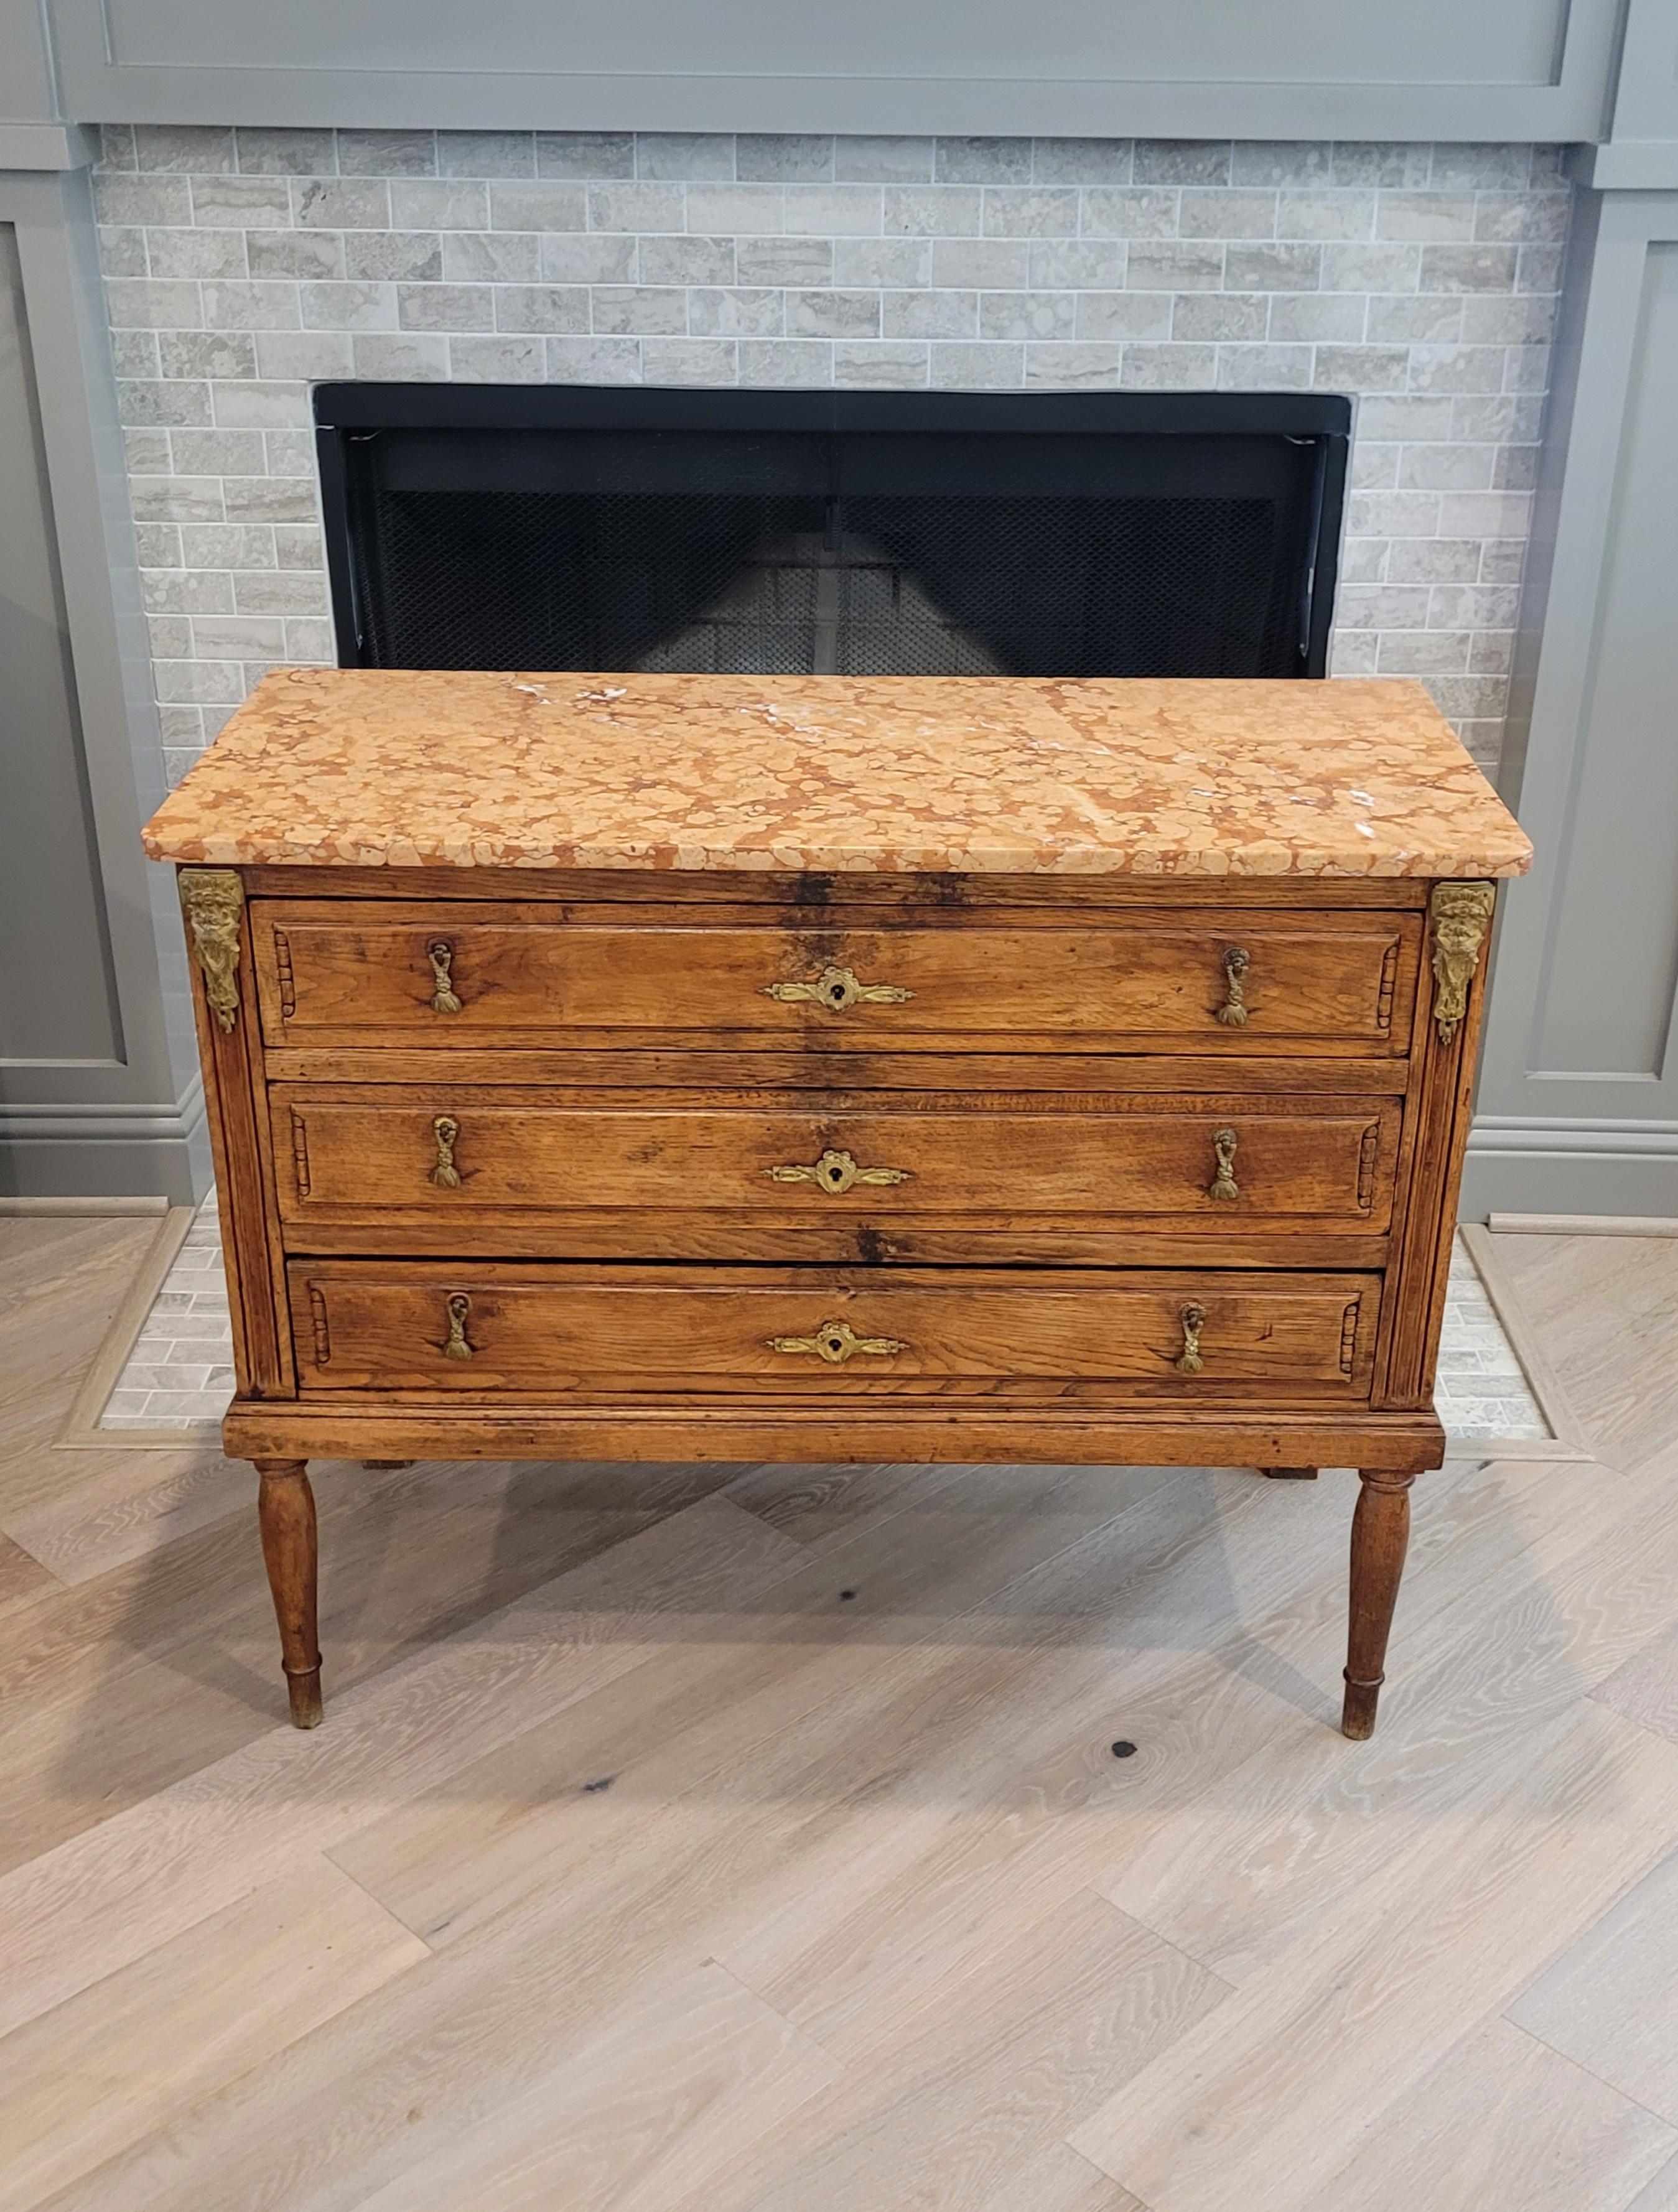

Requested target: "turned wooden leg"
[
  {"left": 1262, "top": 1465, "right": 1319, "bottom": 1480},
  {"left": 256, "top": 1459, "right": 322, "bottom": 1729},
  {"left": 1342, "top": 1469, "right": 1414, "bottom": 1739}
]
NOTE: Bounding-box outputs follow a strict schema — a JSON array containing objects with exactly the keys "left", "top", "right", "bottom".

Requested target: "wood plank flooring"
[{"left": 2, "top": 1215, "right": 1676, "bottom": 2211}]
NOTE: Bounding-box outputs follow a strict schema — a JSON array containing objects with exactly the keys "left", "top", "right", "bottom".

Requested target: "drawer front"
[
  {"left": 273, "top": 1088, "right": 1401, "bottom": 1235},
  {"left": 287, "top": 1263, "right": 1381, "bottom": 1404},
  {"left": 251, "top": 901, "right": 1419, "bottom": 1055}
]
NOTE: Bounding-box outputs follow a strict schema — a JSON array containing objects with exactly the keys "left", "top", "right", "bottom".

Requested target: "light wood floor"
[{"left": 2, "top": 1215, "right": 1678, "bottom": 2212}]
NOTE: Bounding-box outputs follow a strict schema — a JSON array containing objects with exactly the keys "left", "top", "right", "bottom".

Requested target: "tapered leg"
[
  {"left": 1262, "top": 1465, "right": 1319, "bottom": 1480},
  {"left": 1341, "top": 1469, "right": 1414, "bottom": 1739},
  {"left": 256, "top": 1459, "right": 322, "bottom": 1728}
]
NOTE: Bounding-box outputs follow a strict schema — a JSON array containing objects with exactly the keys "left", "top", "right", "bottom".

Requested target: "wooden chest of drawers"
[{"left": 146, "top": 670, "right": 1530, "bottom": 1742}]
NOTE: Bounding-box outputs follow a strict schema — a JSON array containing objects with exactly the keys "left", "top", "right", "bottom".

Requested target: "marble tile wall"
[{"left": 93, "top": 126, "right": 1571, "bottom": 789}]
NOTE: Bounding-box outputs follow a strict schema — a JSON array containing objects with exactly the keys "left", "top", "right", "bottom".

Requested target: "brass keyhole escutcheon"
[
  {"left": 1207, "top": 1127, "right": 1239, "bottom": 1202},
  {"left": 1176, "top": 1303, "right": 1206, "bottom": 1375},
  {"left": 765, "top": 1148, "right": 910, "bottom": 1197},
  {"left": 1216, "top": 946, "right": 1251, "bottom": 1027},
  {"left": 768, "top": 1319, "right": 909, "bottom": 1364},
  {"left": 442, "top": 1291, "right": 473, "bottom": 1360},
  {"left": 762, "top": 964, "right": 913, "bottom": 1013},
  {"left": 431, "top": 1114, "right": 462, "bottom": 1189},
  {"left": 428, "top": 940, "right": 462, "bottom": 1014}
]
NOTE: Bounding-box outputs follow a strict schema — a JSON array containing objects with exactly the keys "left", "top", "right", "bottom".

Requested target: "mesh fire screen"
[{"left": 317, "top": 389, "right": 1349, "bottom": 681}]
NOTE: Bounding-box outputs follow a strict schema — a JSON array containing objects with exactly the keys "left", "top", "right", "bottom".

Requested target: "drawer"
[
  {"left": 251, "top": 901, "right": 1420, "bottom": 1056},
  {"left": 287, "top": 1262, "right": 1381, "bottom": 1404},
  {"left": 273, "top": 1087, "right": 1402, "bottom": 1238}
]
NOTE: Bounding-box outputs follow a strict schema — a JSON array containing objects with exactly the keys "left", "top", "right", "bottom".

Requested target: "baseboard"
[
  {"left": 0, "top": 1080, "right": 208, "bottom": 1203},
  {"left": 0, "top": 1196, "right": 170, "bottom": 1216},
  {"left": 1460, "top": 1118, "right": 1678, "bottom": 1222},
  {"left": 1488, "top": 1212, "right": 1678, "bottom": 1237}
]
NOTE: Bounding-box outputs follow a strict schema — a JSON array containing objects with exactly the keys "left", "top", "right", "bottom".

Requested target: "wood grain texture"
[
  {"left": 283, "top": 1260, "right": 1383, "bottom": 1403},
  {"left": 250, "top": 900, "right": 1420, "bottom": 1057},
  {"left": 0, "top": 1859, "right": 427, "bottom": 2212},
  {"left": 1509, "top": 1844, "right": 1678, "bottom": 2123},
  {"left": 9, "top": 1218, "right": 1678, "bottom": 2212},
  {"left": 271, "top": 1087, "right": 1402, "bottom": 1237}
]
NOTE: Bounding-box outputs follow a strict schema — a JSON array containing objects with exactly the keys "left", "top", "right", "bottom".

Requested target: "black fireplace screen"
[{"left": 315, "top": 388, "right": 1349, "bottom": 681}]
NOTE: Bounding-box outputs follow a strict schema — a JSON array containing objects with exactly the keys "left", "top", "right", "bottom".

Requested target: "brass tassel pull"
[
  {"left": 1208, "top": 1127, "right": 1239, "bottom": 1202},
  {"left": 1176, "top": 1303, "right": 1206, "bottom": 1375},
  {"left": 1216, "top": 947, "right": 1251, "bottom": 1027},
  {"left": 442, "top": 1291, "right": 473, "bottom": 1360},
  {"left": 431, "top": 1115, "right": 462, "bottom": 1189},
  {"left": 768, "top": 1319, "right": 908, "bottom": 1365},
  {"left": 428, "top": 941, "right": 462, "bottom": 1015},
  {"left": 763, "top": 964, "right": 913, "bottom": 1013}
]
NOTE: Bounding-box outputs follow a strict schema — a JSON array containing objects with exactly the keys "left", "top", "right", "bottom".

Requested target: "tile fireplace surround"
[{"left": 95, "top": 126, "right": 1567, "bottom": 797}]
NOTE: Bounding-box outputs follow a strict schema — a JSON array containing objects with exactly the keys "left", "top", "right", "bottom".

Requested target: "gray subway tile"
[
  {"left": 444, "top": 232, "right": 539, "bottom": 282},
  {"left": 785, "top": 185, "right": 882, "bottom": 235},
  {"left": 833, "top": 339, "right": 930, "bottom": 384},
  {"left": 246, "top": 230, "right": 345, "bottom": 280},
  {"left": 737, "top": 135, "right": 834, "bottom": 183},
  {"left": 389, "top": 180, "right": 488, "bottom": 230},
  {"left": 1218, "top": 343, "right": 1313, "bottom": 389},
  {"left": 740, "top": 236, "right": 836, "bottom": 285},
  {"left": 982, "top": 188, "right": 1079, "bottom": 238},
  {"left": 540, "top": 233, "right": 638, "bottom": 283},
  {"left": 237, "top": 128, "right": 337, "bottom": 176},
  {"left": 1224, "top": 242, "right": 1321, "bottom": 290},
  {"left": 835, "top": 137, "right": 935, "bottom": 184},
  {"left": 95, "top": 175, "right": 192, "bottom": 225},
  {"left": 110, "top": 329, "right": 159, "bottom": 376},
  {"left": 930, "top": 237, "right": 1029, "bottom": 288},
  {"left": 1365, "top": 294, "right": 1464, "bottom": 343},
  {"left": 1125, "top": 241, "right": 1223, "bottom": 290},
  {"left": 787, "top": 289, "right": 880, "bottom": 337},
  {"left": 337, "top": 130, "right": 437, "bottom": 177},
  {"left": 980, "top": 290, "right": 1075, "bottom": 340},
  {"left": 545, "top": 335, "right": 642, "bottom": 382},
  {"left": 447, "top": 335, "right": 545, "bottom": 381},
  {"left": 106, "top": 279, "right": 203, "bottom": 327},
  {"left": 929, "top": 340, "right": 1023, "bottom": 386},
  {"left": 189, "top": 176, "right": 289, "bottom": 226},
  {"left": 343, "top": 231, "right": 443, "bottom": 282},
  {"left": 935, "top": 138, "right": 1032, "bottom": 185},
  {"left": 588, "top": 182, "right": 684, "bottom": 231},
  {"left": 737, "top": 338, "right": 833, "bottom": 384},
  {"left": 1178, "top": 189, "right": 1277, "bottom": 239},
  {"left": 490, "top": 284, "right": 589, "bottom": 333},
  {"left": 1275, "top": 190, "right": 1375, "bottom": 240},
  {"left": 1030, "top": 138, "right": 1132, "bottom": 185},
  {"left": 1023, "top": 340, "right": 1122, "bottom": 386},
  {"left": 1134, "top": 141, "right": 1231, "bottom": 186},
  {"left": 159, "top": 330, "right": 258, "bottom": 379},
  {"left": 351, "top": 332, "right": 451, "bottom": 379},
  {"left": 641, "top": 338, "right": 738, "bottom": 383},
  {"left": 689, "top": 287, "right": 785, "bottom": 337},
  {"left": 1074, "top": 292, "right": 1173, "bottom": 340},
  {"left": 687, "top": 184, "right": 784, "bottom": 233},
  {"left": 883, "top": 290, "right": 978, "bottom": 339},
  {"left": 590, "top": 286, "right": 688, "bottom": 335},
  {"left": 1081, "top": 188, "right": 1179, "bottom": 238},
  {"left": 1028, "top": 239, "right": 1126, "bottom": 288},
  {"left": 1231, "top": 141, "right": 1333, "bottom": 187},
  {"left": 1172, "top": 292, "right": 1267, "bottom": 342},
  {"left": 254, "top": 330, "right": 353, "bottom": 378},
  {"left": 398, "top": 283, "right": 498, "bottom": 330},
  {"left": 299, "top": 281, "right": 396, "bottom": 330},
  {"left": 293, "top": 179, "right": 391, "bottom": 229},
  {"left": 639, "top": 235, "right": 737, "bottom": 286},
  {"left": 537, "top": 132, "right": 635, "bottom": 180},
  {"left": 437, "top": 131, "right": 536, "bottom": 178},
  {"left": 135, "top": 125, "right": 236, "bottom": 174},
  {"left": 147, "top": 228, "right": 246, "bottom": 279},
  {"left": 882, "top": 186, "right": 982, "bottom": 237},
  {"left": 1119, "top": 342, "right": 1218, "bottom": 388},
  {"left": 635, "top": 132, "right": 736, "bottom": 181}
]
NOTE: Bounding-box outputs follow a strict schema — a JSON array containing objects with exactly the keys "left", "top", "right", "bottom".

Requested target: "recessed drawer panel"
[
  {"left": 251, "top": 901, "right": 1420, "bottom": 1056},
  {"left": 287, "top": 1262, "right": 1381, "bottom": 1405},
  {"left": 273, "top": 1087, "right": 1402, "bottom": 1237}
]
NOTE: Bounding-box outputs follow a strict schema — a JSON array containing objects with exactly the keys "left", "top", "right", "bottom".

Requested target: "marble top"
[{"left": 141, "top": 668, "right": 1532, "bottom": 879}]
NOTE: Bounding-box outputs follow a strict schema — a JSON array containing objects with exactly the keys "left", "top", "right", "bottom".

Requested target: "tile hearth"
[{"left": 100, "top": 1194, "right": 1550, "bottom": 1446}]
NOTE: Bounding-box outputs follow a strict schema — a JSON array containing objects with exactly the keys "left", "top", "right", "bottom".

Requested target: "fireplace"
[{"left": 316, "top": 386, "right": 1349, "bottom": 682}]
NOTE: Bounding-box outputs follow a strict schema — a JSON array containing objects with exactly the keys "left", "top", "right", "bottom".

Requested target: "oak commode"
[{"left": 144, "top": 668, "right": 1531, "bottom": 1739}]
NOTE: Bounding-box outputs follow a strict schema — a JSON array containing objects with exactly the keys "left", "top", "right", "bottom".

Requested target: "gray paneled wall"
[
  {"left": 91, "top": 125, "right": 1570, "bottom": 798},
  {"left": 1466, "top": 191, "right": 1678, "bottom": 1217},
  {"left": 0, "top": 167, "right": 202, "bottom": 1199},
  {"left": 0, "top": 221, "right": 123, "bottom": 1067},
  {"left": 40, "top": 0, "right": 1623, "bottom": 141}
]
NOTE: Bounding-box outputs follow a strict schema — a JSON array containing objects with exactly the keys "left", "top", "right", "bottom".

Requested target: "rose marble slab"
[{"left": 141, "top": 668, "right": 1531, "bottom": 880}]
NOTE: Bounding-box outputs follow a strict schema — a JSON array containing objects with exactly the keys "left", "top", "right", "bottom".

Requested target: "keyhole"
[{"left": 828, "top": 985, "right": 843, "bottom": 1003}]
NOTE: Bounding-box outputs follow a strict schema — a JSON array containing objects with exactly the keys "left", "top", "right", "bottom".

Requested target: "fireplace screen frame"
[{"left": 314, "top": 383, "right": 1351, "bottom": 682}]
